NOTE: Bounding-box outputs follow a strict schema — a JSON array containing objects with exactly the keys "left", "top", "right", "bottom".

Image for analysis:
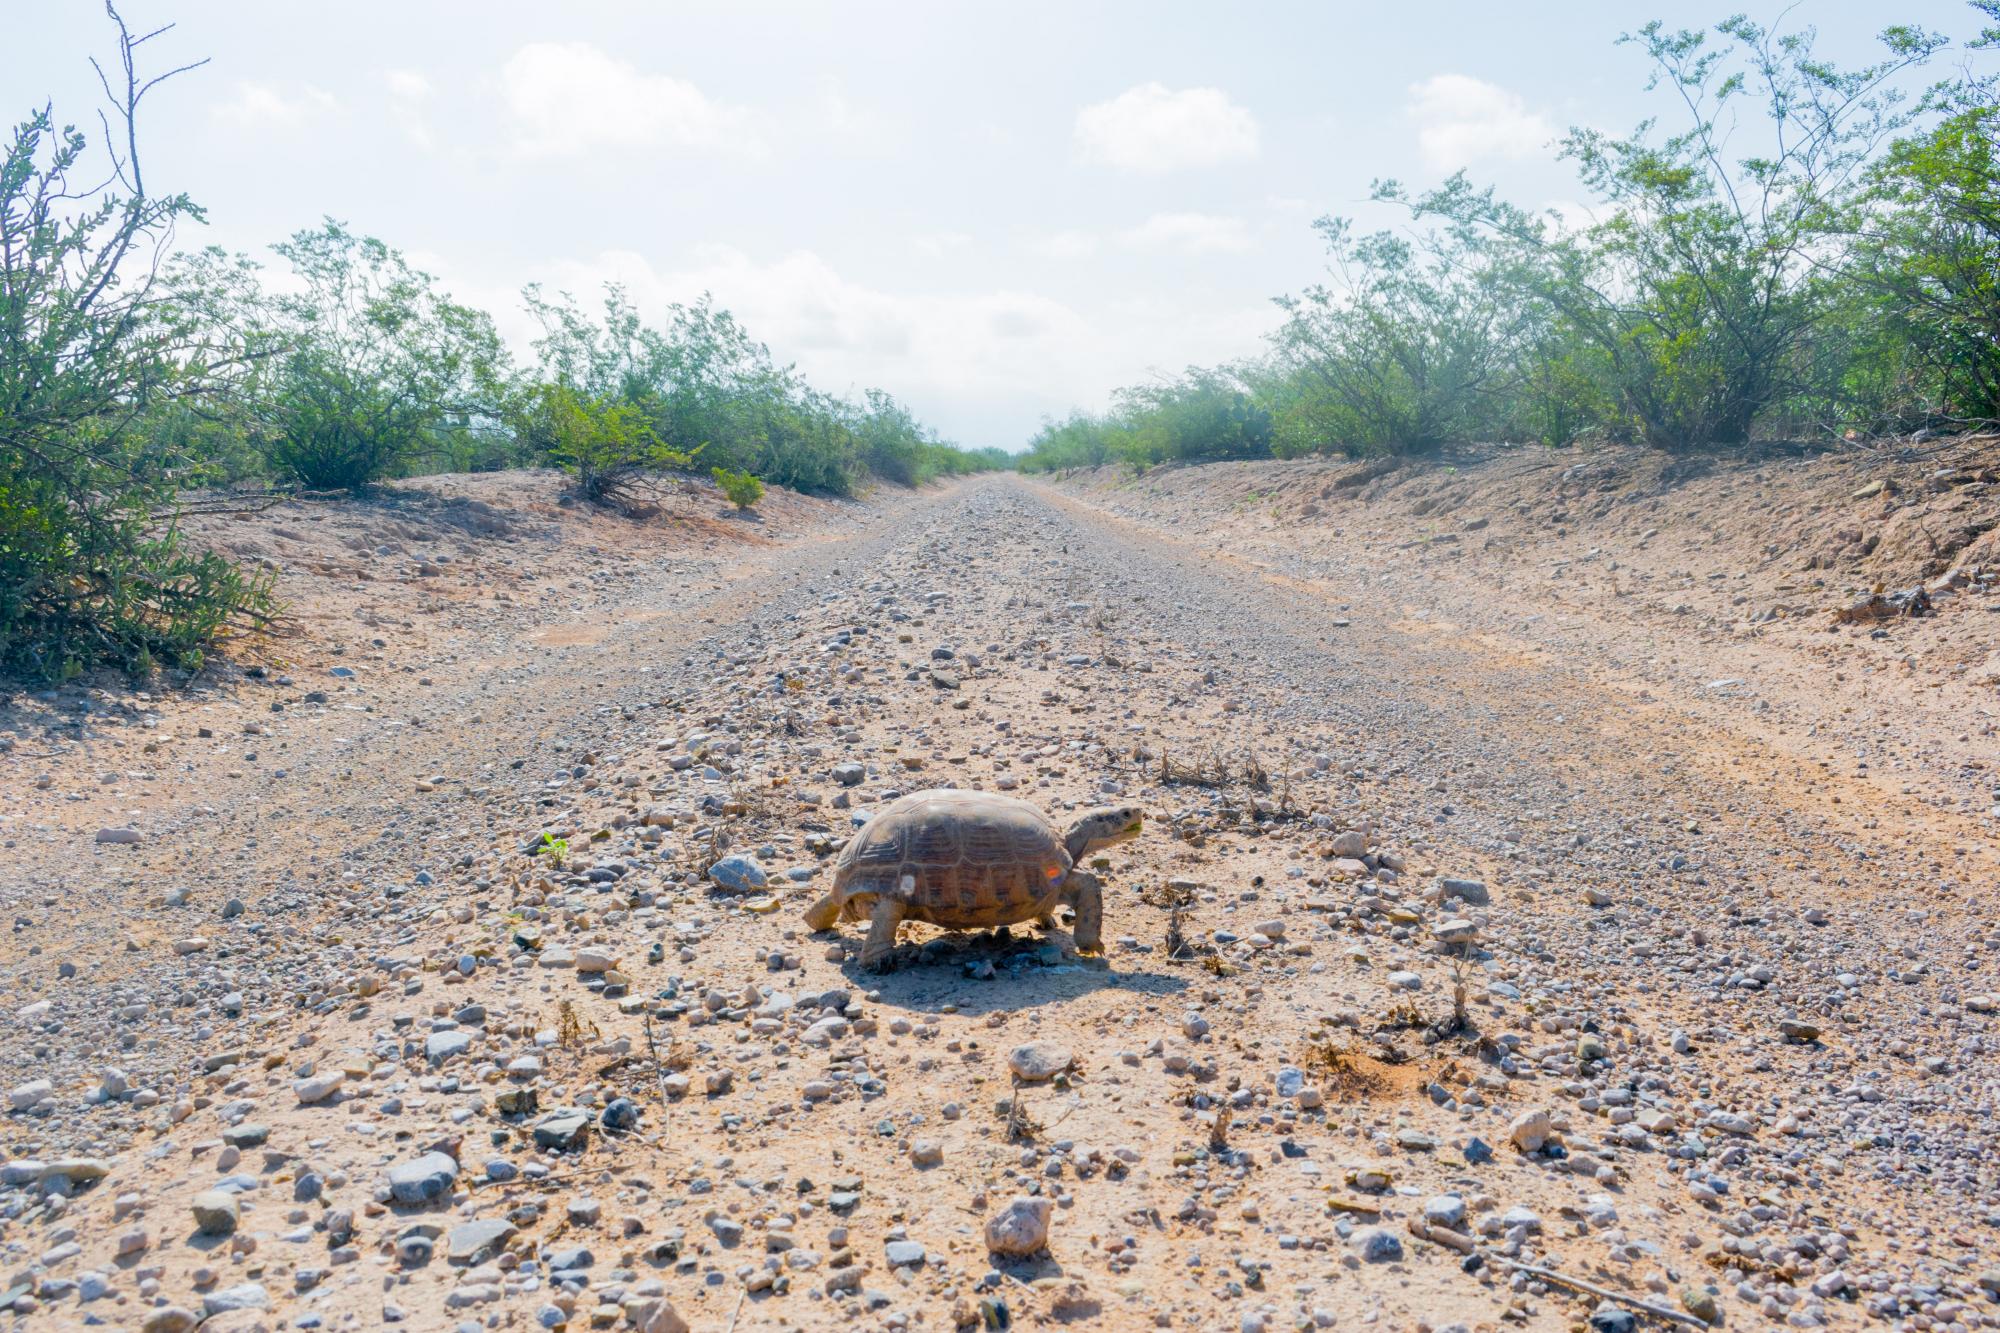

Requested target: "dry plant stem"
[
  {"left": 1004, "top": 1076, "right": 1029, "bottom": 1141},
  {"left": 1493, "top": 1257, "right": 1711, "bottom": 1329},
  {"left": 1403, "top": 1219, "right": 1708, "bottom": 1327},
  {"left": 1208, "top": 1106, "right": 1231, "bottom": 1153},
  {"left": 1166, "top": 898, "right": 1190, "bottom": 960},
  {"left": 473, "top": 1167, "right": 604, "bottom": 1192},
  {"left": 1405, "top": 1216, "right": 1474, "bottom": 1254},
  {"left": 642, "top": 1012, "right": 673, "bottom": 1107}
]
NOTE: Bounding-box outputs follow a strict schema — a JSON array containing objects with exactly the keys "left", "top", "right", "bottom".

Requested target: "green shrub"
[
  {"left": 1017, "top": 411, "right": 1119, "bottom": 473},
  {"left": 1847, "top": 105, "right": 2000, "bottom": 425},
  {"left": 712, "top": 466, "right": 765, "bottom": 509},
  {"left": 520, "top": 286, "right": 994, "bottom": 495},
  {"left": 0, "top": 13, "right": 278, "bottom": 681},
  {"left": 253, "top": 222, "right": 508, "bottom": 490},
  {"left": 1271, "top": 219, "right": 1520, "bottom": 456},
  {"left": 1114, "top": 368, "right": 1273, "bottom": 466},
  {"left": 529, "top": 383, "right": 694, "bottom": 505},
  {"left": 1388, "top": 16, "right": 1947, "bottom": 451},
  {"left": 0, "top": 459, "right": 276, "bottom": 681},
  {"left": 1509, "top": 323, "right": 1613, "bottom": 447}
]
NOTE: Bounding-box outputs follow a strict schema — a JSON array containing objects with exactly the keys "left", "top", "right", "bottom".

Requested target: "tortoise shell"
[{"left": 831, "top": 789, "right": 1071, "bottom": 928}]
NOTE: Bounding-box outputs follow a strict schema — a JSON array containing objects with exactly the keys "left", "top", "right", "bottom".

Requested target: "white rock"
[
  {"left": 984, "top": 1196, "right": 1053, "bottom": 1256},
  {"left": 8, "top": 1079, "right": 52, "bottom": 1111},
  {"left": 1007, "top": 1042, "right": 1074, "bottom": 1082},
  {"left": 1509, "top": 1108, "right": 1552, "bottom": 1152}
]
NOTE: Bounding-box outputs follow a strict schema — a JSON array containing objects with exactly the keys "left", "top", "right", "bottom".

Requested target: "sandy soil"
[{"left": 0, "top": 452, "right": 1996, "bottom": 1333}]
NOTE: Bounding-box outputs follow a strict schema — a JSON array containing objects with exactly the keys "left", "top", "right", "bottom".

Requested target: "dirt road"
[{"left": 3, "top": 472, "right": 1995, "bottom": 1331}]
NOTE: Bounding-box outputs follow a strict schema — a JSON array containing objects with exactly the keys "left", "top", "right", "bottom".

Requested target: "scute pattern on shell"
[{"left": 832, "top": 790, "right": 1072, "bottom": 928}]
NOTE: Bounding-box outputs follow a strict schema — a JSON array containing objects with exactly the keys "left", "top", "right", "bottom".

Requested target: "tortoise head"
[{"left": 1063, "top": 803, "right": 1144, "bottom": 861}]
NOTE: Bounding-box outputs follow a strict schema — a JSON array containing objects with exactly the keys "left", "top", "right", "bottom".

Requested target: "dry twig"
[{"left": 1493, "top": 1257, "right": 1710, "bottom": 1329}]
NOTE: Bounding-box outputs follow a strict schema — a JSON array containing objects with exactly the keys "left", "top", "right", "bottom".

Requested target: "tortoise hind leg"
[
  {"left": 803, "top": 893, "right": 842, "bottom": 933},
  {"left": 859, "top": 898, "right": 907, "bottom": 972}
]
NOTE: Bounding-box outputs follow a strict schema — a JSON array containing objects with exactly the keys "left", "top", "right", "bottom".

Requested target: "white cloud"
[
  {"left": 1027, "top": 229, "right": 1101, "bottom": 260},
  {"left": 912, "top": 231, "right": 973, "bottom": 258},
  {"left": 537, "top": 246, "right": 1091, "bottom": 387},
  {"left": 1073, "top": 83, "right": 1259, "bottom": 172},
  {"left": 1408, "top": 74, "right": 1555, "bottom": 169},
  {"left": 500, "top": 42, "right": 761, "bottom": 158},
  {"left": 1119, "top": 212, "right": 1253, "bottom": 255},
  {"left": 492, "top": 247, "right": 1141, "bottom": 446},
  {"left": 811, "top": 80, "right": 898, "bottom": 150},
  {"left": 210, "top": 81, "right": 338, "bottom": 131},
  {"left": 383, "top": 68, "right": 434, "bottom": 149},
  {"left": 430, "top": 243, "right": 1280, "bottom": 449},
  {"left": 385, "top": 69, "right": 432, "bottom": 102},
  {"left": 1027, "top": 213, "right": 1253, "bottom": 260}
]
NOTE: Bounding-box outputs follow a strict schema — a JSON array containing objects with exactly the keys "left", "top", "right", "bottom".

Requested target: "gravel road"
[{"left": 2, "top": 474, "right": 1994, "bottom": 1332}]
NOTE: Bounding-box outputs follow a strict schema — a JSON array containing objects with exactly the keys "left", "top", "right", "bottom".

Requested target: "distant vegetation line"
[
  {"left": 1018, "top": 7, "right": 2000, "bottom": 474},
  {"left": 1, "top": 7, "right": 1006, "bottom": 682},
  {"left": 154, "top": 235, "right": 1012, "bottom": 498}
]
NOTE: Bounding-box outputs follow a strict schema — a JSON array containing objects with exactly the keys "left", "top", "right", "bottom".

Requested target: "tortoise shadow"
[{"left": 831, "top": 930, "right": 1189, "bottom": 1014}]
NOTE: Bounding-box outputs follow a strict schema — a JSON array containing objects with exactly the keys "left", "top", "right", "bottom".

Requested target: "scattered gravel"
[{"left": 0, "top": 469, "right": 1994, "bottom": 1330}]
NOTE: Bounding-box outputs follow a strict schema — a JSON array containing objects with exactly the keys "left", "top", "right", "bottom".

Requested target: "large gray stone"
[
  {"left": 140, "top": 1310, "right": 198, "bottom": 1333},
  {"left": 534, "top": 1108, "right": 591, "bottom": 1152},
  {"left": 448, "top": 1218, "right": 516, "bottom": 1265},
  {"left": 708, "top": 855, "right": 767, "bottom": 893},
  {"left": 425, "top": 1030, "right": 473, "bottom": 1066},
  {"left": 627, "top": 1297, "right": 690, "bottom": 1333},
  {"left": 1006, "top": 1042, "right": 1073, "bottom": 1082},
  {"left": 386, "top": 1151, "right": 459, "bottom": 1205},
  {"left": 201, "top": 1283, "right": 269, "bottom": 1315},
  {"left": 1438, "top": 877, "right": 1490, "bottom": 906},
  {"left": 984, "top": 1196, "right": 1052, "bottom": 1256},
  {"left": 190, "top": 1189, "right": 239, "bottom": 1235},
  {"left": 1354, "top": 1227, "right": 1403, "bottom": 1262}
]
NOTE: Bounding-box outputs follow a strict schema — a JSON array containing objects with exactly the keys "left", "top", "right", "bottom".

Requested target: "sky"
[{"left": 6, "top": 1, "right": 1989, "bottom": 450}]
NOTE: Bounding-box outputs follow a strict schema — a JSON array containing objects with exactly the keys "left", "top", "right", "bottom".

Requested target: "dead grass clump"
[
  {"left": 1001, "top": 1083, "right": 1043, "bottom": 1143},
  {"left": 684, "top": 823, "right": 727, "bottom": 877},
  {"left": 1380, "top": 1000, "right": 1428, "bottom": 1030},
  {"left": 1140, "top": 881, "right": 1201, "bottom": 961},
  {"left": 1159, "top": 748, "right": 1230, "bottom": 788},
  {"left": 1302, "top": 1041, "right": 1386, "bottom": 1099},
  {"left": 1158, "top": 745, "right": 1277, "bottom": 796},
  {"left": 555, "top": 999, "right": 599, "bottom": 1051}
]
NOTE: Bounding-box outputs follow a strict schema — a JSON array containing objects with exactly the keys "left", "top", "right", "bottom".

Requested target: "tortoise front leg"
[
  {"left": 803, "top": 893, "right": 843, "bottom": 932},
  {"left": 859, "top": 897, "right": 907, "bottom": 971},
  {"left": 1063, "top": 871, "right": 1103, "bottom": 954}
]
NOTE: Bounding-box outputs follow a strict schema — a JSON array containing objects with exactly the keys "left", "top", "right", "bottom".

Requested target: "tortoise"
[{"left": 803, "top": 790, "right": 1144, "bottom": 969}]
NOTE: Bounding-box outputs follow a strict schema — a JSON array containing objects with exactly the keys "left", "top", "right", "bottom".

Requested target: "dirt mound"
[
  {"left": 1054, "top": 437, "right": 2000, "bottom": 691},
  {"left": 143, "top": 468, "right": 863, "bottom": 675}
]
